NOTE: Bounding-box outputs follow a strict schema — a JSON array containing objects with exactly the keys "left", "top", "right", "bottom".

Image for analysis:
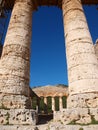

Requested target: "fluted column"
[
  {"left": 0, "top": 0, "right": 33, "bottom": 108},
  {"left": 52, "top": 97, "right": 55, "bottom": 111},
  {"left": 62, "top": 0, "right": 98, "bottom": 108},
  {"left": 59, "top": 96, "right": 63, "bottom": 110}
]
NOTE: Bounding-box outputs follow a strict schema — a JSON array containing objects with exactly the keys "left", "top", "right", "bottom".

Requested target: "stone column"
[
  {"left": 62, "top": 0, "right": 98, "bottom": 108},
  {"left": 52, "top": 97, "right": 55, "bottom": 111},
  {"left": 44, "top": 97, "right": 47, "bottom": 105},
  {"left": 0, "top": 0, "right": 33, "bottom": 109},
  {"left": 44, "top": 97, "right": 47, "bottom": 113},
  {"left": 59, "top": 96, "right": 63, "bottom": 110}
]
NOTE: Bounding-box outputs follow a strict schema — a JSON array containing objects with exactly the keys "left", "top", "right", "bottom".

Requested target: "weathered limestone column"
[
  {"left": 59, "top": 96, "right": 63, "bottom": 110},
  {"left": 44, "top": 97, "right": 47, "bottom": 105},
  {"left": 44, "top": 97, "right": 47, "bottom": 113},
  {"left": 0, "top": 0, "right": 33, "bottom": 108},
  {"left": 62, "top": 0, "right": 98, "bottom": 108},
  {"left": 52, "top": 97, "right": 55, "bottom": 111}
]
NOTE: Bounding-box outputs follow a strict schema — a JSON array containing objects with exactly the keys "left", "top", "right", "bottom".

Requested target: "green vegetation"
[
  {"left": 39, "top": 97, "right": 44, "bottom": 112},
  {"left": 62, "top": 96, "right": 67, "bottom": 108},
  {"left": 47, "top": 97, "right": 52, "bottom": 113},
  {"left": 91, "top": 115, "right": 98, "bottom": 124},
  {"left": 68, "top": 120, "right": 76, "bottom": 125},
  {"left": 79, "top": 128, "right": 84, "bottom": 130},
  {"left": 56, "top": 84, "right": 68, "bottom": 87},
  {"left": 68, "top": 115, "right": 98, "bottom": 125},
  {"left": 55, "top": 97, "right": 59, "bottom": 111},
  {"left": 0, "top": 104, "right": 10, "bottom": 110},
  {"left": 6, "top": 112, "right": 10, "bottom": 125},
  {"left": 32, "top": 97, "right": 37, "bottom": 110}
]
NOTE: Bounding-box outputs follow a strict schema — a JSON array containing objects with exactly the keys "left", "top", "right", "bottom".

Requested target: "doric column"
[
  {"left": 0, "top": 0, "right": 33, "bottom": 108},
  {"left": 44, "top": 97, "right": 47, "bottom": 113},
  {"left": 52, "top": 97, "right": 55, "bottom": 111},
  {"left": 44, "top": 97, "right": 47, "bottom": 105},
  {"left": 59, "top": 96, "right": 63, "bottom": 110},
  {"left": 62, "top": 0, "right": 98, "bottom": 108}
]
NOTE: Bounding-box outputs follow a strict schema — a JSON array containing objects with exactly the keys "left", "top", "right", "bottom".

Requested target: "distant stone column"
[
  {"left": 44, "top": 97, "right": 47, "bottom": 105},
  {"left": 52, "top": 97, "right": 55, "bottom": 111},
  {"left": 62, "top": 0, "right": 98, "bottom": 108},
  {"left": 0, "top": 0, "right": 33, "bottom": 108},
  {"left": 44, "top": 97, "right": 47, "bottom": 113},
  {"left": 59, "top": 96, "right": 63, "bottom": 110}
]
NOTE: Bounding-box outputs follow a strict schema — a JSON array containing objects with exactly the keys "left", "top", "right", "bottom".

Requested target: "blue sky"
[
  {"left": 31, "top": 7, "right": 67, "bottom": 87},
  {"left": 0, "top": 5, "right": 98, "bottom": 87},
  {"left": 30, "top": 5, "right": 98, "bottom": 87}
]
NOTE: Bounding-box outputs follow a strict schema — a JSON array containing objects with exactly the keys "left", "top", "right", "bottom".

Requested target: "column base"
[
  {"left": 0, "top": 109, "right": 38, "bottom": 125},
  {"left": 67, "top": 92, "right": 98, "bottom": 108},
  {"left": 54, "top": 108, "right": 98, "bottom": 125},
  {"left": 1, "top": 125, "right": 98, "bottom": 130},
  {"left": 0, "top": 93, "right": 32, "bottom": 109},
  {"left": 0, "top": 125, "right": 38, "bottom": 130},
  {"left": 49, "top": 124, "right": 98, "bottom": 130}
]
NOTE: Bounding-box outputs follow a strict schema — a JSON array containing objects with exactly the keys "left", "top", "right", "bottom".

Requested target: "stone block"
[
  {"left": 0, "top": 125, "right": 38, "bottom": 130},
  {"left": 0, "top": 93, "right": 31, "bottom": 109},
  {"left": 67, "top": 93, "right": 98, "bottom": 108},
  {"left": 0, "top": 109, "right": 38, "bottom": 125},
  {"left": 54, "top": 108, "right": 98, "bottom": 125},
  {"left": 9, "top": 109, "right": 37, "bottom": 125},
  {"left": 49, "top": 125, "right": 98, "bottom": 130}
]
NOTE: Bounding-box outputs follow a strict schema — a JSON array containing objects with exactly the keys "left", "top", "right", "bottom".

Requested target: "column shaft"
[
  {"left": 0, "top": 0, "right": 33, "bottom": 108},
  {"left": 52, "top": 97, "right": 55, "bottom": 111},
  {"left": 59, "top": 96, "right": 63, "bottom": 110},
  {"left": 62, "top": 0, "right": 98, "bottom": 108},
  {"left": 44, "top": 97, "right": 47, "bottom": 105}
]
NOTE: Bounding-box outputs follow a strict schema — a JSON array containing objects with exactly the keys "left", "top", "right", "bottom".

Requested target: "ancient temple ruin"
[
  {"left": 0, "top": 0, "right": 98, "bottom": 130},
  {"left": 32, "top": 85, "right": 68, "bottom": 112}
]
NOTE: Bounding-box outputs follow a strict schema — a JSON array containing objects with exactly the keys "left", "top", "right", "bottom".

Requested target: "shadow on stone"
[{"left": 38, "top": 113, "right": 53, "bottom": 125}]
